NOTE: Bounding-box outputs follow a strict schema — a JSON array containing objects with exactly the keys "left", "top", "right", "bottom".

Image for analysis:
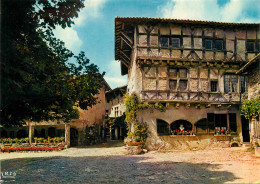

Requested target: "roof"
[
  {"left": 237, "top": 53, "right": 260, "bottom": 74},
  {"left": 103, "top": 78, "right": 111, "bottom": 92},
  {"left": 115, "top": 16, "right": 259, "bottom": 26},
  {"left": 115, "top": 17, "right": 259, "bottom": 75},
  {"left": 106, "top": 85, "right": 127, "bottom": 102}
]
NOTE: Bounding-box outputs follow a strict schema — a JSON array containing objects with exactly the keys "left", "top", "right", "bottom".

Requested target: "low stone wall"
[
  {"left": 147, "top": 135, "right": 237, "bottom": 150},
  {"left": 0, "top": 142, "right": 65, "bottom": 149}
]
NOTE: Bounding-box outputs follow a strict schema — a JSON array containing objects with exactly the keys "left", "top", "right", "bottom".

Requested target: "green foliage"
[
  {"left": 1, "top": 0, "right": 104, "bottom": 126},
  {"left": 124, "top": 92, "right": 139, "bottom": 125},
  {"left": 105, "top": 113, "right": 126, "bottom": 128},
  {"left": 241, "top": 97, "right": 260, "bottom": 120},
  {"left": 138, "top": 102, "right": 166, "bottom": 112},
  {"left": 134, "top": 123, "right": 148, "bottom": 148}
]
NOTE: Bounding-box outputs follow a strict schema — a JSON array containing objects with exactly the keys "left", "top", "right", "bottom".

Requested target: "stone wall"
[
  {"left": 247, "top": 60, "right": 260, "bottom": 99},
  {"left": 136, "top": 105, "right": 242, "bottom": 150}
]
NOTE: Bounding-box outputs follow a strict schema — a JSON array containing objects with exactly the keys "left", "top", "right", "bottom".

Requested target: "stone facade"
[{"left": 115, "top": 17, "right": 259, "bottom": 149}]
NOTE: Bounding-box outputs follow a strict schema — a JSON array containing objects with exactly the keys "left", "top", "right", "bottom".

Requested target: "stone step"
[{"left": 242, "top": 142, "right": 251, "bottom": 147}]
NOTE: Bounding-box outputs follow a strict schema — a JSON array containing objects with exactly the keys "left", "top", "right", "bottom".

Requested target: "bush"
[{"left": 134, "top": 123, "right": 148, "bottom": 148}]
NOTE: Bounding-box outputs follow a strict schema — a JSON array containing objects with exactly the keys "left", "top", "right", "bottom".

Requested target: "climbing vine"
[
  {"left": 124, "top": 92, "right": 139, "bottom": 125},
  {"left": 241, "top": 97, "right": 260, "bottom": 120},
  {"left": 138, "top": 102, "right": 166, "bottom": 112}
]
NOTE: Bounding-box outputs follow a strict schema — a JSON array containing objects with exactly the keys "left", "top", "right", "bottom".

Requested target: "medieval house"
[
  {"left": 115, "top": 17, "right": 259, "bottom": 149},
  {"left": 105, "top": 85, "right": 127, "bottom": 140}
]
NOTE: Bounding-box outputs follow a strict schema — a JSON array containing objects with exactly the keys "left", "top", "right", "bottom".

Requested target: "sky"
[{"left": 54, "top": 0, "right": 260, "bottom": 89}]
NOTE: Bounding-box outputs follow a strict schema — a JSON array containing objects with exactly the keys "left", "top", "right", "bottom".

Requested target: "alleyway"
[{"left": 1, "top": 145, "right": 260, "bottom": 183}]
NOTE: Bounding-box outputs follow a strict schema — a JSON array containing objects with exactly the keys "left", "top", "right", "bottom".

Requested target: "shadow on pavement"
[{"left": 1, "top": 155, "right": 239, "bottom": 184}]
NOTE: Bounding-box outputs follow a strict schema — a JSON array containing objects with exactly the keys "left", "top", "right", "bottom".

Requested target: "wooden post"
[
  {"left": 28, "top": 122, "right": 34, "bottom": 145},
  {"left": 227, "top": 113, "right": 230, "bottom": 130},
  {"left": 115, "top": 127, "right": 118, "bottom": 140},
  {"left": 65, "top": 124, "right": 70, "bottom": 147},
  {"left": 109, "top": 125, "right": 112, "bottom": 140}
]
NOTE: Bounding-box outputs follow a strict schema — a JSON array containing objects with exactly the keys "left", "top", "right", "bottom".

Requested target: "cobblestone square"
[{"left": 1, "top": 146, "right": 259, "bottom": 183}]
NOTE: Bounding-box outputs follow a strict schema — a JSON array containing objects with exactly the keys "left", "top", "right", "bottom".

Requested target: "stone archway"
[
  {"left": 170, "top": 120, "right": 192, "bottom": 131},
  {"left": 157, "top": 119, "right": 169, "bottom": 135}
]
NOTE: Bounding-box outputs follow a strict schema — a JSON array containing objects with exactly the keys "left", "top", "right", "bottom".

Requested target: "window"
[
  {"left": 240, "top": 76, "right": 247, "bottom": 93},
  {"left": 247, "top": 41, "right": 255, "bottom": 52},
  {"left": 161, "top": 37, "right": 169, "bottom": 47},
  {"left": 205, "top": 39, "right": 212, "bottom": 50},
  {"left": 179, "top": 69, "right": 187, "bottom": 78},
  {"left": 168, "top": 68, "right": 188, "bottom": 91},
  {"left": 215, "top": 40, "right": 223, "bottom": 50},
  {"left": 172, "top": 38, "right": 180, "bottom": 48},
  {"left": 210, "top": 81, "right": 218, "bottom": 92},
  {"left": 169, "top": 80, "right": 177, "bottom": 90},
  {"left": 224, "top": 75, "right": 237, "bottom": 93},
  {"left": 179, "top": 80, "right": 187, "bottom": 91},
  {"left": 157, "top": 119, "right": 169, "bottom": 135},
  {"left": 169, "top": 69, "right": 177, "bottom": 78},
  {"left": 215, "top": 114, "right": 227, "bottom": 128},
  {"left": 115, "top": 107, "right": 119, "bottom": 117},
  {"left": 229, "top": 113, "right": 237, "bottom": 132}
]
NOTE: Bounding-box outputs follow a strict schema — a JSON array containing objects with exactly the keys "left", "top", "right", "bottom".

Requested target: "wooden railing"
[{"left": 141, "top": 90, "right": 242, "bottom": 103}]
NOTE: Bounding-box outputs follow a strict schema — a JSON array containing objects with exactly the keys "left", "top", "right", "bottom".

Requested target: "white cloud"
[
  {"left": 74, "top": 0, "right": 107, "bottom": 26},
  {"left": 53, "top": 0, "right": 107, "bottom": 54},
  {"left": 159, "top": 0, "right": 260, "bottom": 23},
  {"left": 54, "top": 27, "right": 82, "bottom": 54},
  {"left": 104, "top": 60, "right": 128, "bottom": 89}
]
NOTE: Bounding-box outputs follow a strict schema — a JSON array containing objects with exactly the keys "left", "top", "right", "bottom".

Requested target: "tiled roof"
[{"left": 115, "top": 16, "right": 259, "bottom": 26}]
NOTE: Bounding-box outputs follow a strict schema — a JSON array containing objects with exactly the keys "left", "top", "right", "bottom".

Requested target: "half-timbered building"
[{"left": 115, "top": 17, "right": 259, "bottom": 149}]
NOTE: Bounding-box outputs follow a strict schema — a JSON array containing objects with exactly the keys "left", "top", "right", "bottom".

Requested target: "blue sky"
[{"left": 54, "top": 0, "right": 260, "bottom": 89}]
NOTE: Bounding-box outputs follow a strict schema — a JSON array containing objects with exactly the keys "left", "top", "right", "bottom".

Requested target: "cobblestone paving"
[{"left": 1, "top": 147, "right": 260, "bottom": 184}]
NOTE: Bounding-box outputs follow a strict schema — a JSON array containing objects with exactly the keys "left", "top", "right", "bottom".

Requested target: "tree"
[
  {"left": 1, "top": 0, "right": 105, "bottom": 126},
  {"left": 241, "top": 97, "right": 260, "bottom": 120}
]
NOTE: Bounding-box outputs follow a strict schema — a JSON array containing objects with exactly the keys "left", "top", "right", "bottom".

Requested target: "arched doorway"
[
  {"left": 70, "top": 128, "right": 79, "bottom": 146},
  {"left": 170, "top": 120, "right": 192, "bottom": 132},
  {"left": 157, "top": 119, "right": 169, "bottom": 135}
]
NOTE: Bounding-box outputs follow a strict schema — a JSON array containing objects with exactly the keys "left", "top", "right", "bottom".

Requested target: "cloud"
[
  {"left": 74, "top": 0, "right": 107, "bottom": 26},
  {"left": 53, "top": 27, "right": 82, "bottom": 54},
  {"left": 159, "top": 0, "right": 260, "bottom": 23},
  {"left": 104, "top": 60, "right": 128, "bottom": 89},
  {"left": 53, "top": 0, "right": 107, "bottom": 54}
]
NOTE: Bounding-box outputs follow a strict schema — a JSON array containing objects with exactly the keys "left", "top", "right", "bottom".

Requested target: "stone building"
[
  {"left": 237, "top": 53, "right": 260, "bottom": 145},
  {"left": 0, "top": 80, "right": 111, "bottom": 147},
  {"left": 105, "top": 85, "right": 127, "bottom": 140},
  {"left": 115, "top": 17, "right": 259, "bottom": 149}
]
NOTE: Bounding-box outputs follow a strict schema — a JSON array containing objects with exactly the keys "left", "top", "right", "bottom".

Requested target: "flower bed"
[
  {"left": 1, "top": 146, "right": 65, "bottom": 153},
  {"left": 0, "top": 137, "right": 65, "bottom": 144},
  {"left": 170, "top": 129, "right": 194, "bottom": 135}
]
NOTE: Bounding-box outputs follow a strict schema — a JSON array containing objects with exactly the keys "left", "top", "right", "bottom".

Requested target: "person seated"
[{"left": 179, "top": 124, "right": 185, "bottom": 131}]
